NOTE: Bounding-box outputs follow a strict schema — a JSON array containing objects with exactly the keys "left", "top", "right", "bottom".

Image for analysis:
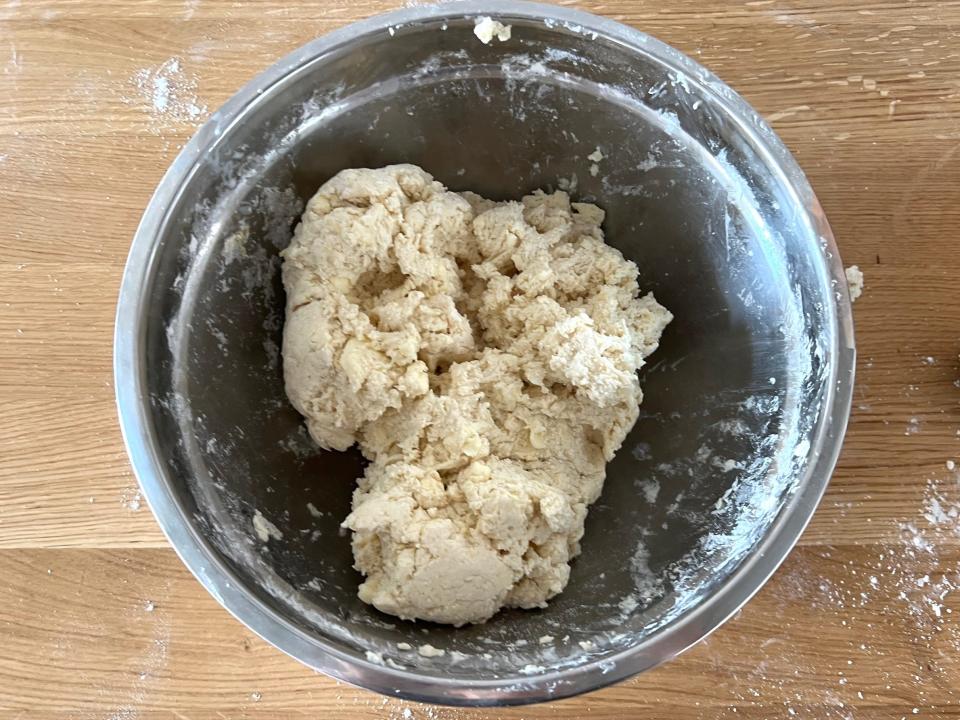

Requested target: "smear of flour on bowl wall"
[
  {"left": 417, "top": 643, "right": 445, "bottom": 658},
  {"left": 252, "top": 510, "right": 283, "bottom": 543}
]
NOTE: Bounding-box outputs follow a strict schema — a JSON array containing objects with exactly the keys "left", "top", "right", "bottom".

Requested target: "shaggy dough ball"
[{"left": 282, "top": 165, "right": 671, "bottom": 626}]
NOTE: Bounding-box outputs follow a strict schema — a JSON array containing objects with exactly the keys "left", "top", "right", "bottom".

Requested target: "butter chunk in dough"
[{"left": 281, "top": 165, "right": 671, "bottom": 625}]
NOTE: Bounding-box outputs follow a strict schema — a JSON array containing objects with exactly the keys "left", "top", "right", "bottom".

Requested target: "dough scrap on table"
[
  {"left": 281, "top": 164, "right": 671, "bottom": 626},
  {"left": 845, "top": 264, "right": 864, "bottom": 302}
]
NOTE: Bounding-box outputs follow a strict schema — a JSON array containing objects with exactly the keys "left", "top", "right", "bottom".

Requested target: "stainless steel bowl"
[{"left": 115, "top": 1, "right": 854, "bottom": 706}]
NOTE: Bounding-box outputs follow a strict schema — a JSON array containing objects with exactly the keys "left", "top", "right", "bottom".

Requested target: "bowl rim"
[{"left": 114, "top": 0, "right": 855, "bottom": 706}]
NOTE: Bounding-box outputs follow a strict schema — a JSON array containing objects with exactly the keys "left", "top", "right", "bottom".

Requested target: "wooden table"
[{"left": 2, "top": 1, "right": 959, "bottom": 717}]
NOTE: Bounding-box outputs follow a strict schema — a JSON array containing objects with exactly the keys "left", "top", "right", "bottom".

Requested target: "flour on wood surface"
[{"left": 124, "top": 57, "right": 208, "bottom": 136}]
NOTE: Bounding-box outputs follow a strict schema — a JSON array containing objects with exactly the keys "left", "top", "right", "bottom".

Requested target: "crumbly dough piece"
[
  {"left": 845, "top": 264, "right": 864, "bottom": 302},
  {"left": 473, "top": 16, "right": 512, "bottom": 44},
  {"left": 282, "top": 165, "right": 672, "bottom": 626}
]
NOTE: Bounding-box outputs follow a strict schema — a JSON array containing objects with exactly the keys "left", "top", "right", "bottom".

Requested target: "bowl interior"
[{"left": 140, "top": 10, "right": 837, "bottom": 694}]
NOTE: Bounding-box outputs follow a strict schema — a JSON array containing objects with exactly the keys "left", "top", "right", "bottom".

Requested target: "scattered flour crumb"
[
  {"left": 306, "top": 502, "right": 323, "bottom": 518},
  {"left": 474, "top": 16, "right": 512, "bottom": 44},
  {"left": 637, "top": 153, "right": 659, "bottom": 171},
  {"left": 578, "top": 640, "right": 597, "bottom": 651},
  {"left": 715, "top": 458, "right": 744, "bottom": 472},
  {"left": 845, "top": 265, "right": 864, "bottom": 302},
  {"left": 557, "top": 173, "right": 578, "bottom": 192},
  {"left": 144, "top": 601, "right": 155, "bottom": 612},
  {"left": 948, "top": 460, "right": 956, "bottom": 471},
  {"left": 418, "top": 643, "right": 445, "bottom": 658},
  {"left": 365, "top": 650, "right": 384, "bottom": 664},
  {"left": 539, "top": 635, "right": 555, "bottom": 644},
  {"left": 123, "top": 488, "right": 142, "bottom": 511},
  {"left": 587, "top": 148, "right": 604, "bottom": 178},
  {"left": 521, "top": 664, "right": 546, "bottom": 674},
  {"left": 250, "top": 691, "right": 261, "bottom": 702},
  {"left": 618, "top": 594, "right": 639, "bottom": 615},
  {"left": 252, "top": 510, "right": 283, "bottom": 542},
  {"left": 221, "top": 225, "right": 250, "bottom": 264},
  {"left": 639, "top": 479, "right": 660, "bottom": 503}
]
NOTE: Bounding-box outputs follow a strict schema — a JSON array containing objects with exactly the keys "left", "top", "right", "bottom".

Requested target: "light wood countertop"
[{"left": 1, "top": 1, "right": 959, "bottom": 717}]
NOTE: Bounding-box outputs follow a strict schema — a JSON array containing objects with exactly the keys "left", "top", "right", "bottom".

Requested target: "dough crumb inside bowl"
[{"left": 115, "top": 0, "right": 854, "bottom": 706}]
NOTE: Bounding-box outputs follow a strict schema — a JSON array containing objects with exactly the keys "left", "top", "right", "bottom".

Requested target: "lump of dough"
[
  {"left": 474, "top": 16, "right": 512, "bottom": 44},
  {"left": 282, "top": 164, "right": 672, "bottom": 625},
  {"left": 845, "top": 264, "right": 864, "bottom": 302}
]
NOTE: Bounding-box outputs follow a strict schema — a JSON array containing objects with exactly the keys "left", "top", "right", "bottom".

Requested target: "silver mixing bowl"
[{"left": 114, "top": 1, "right": 855, "bottom": 706}]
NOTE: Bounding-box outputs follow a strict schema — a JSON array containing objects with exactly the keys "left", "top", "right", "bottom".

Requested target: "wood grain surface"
[{"left": 1, "top": 0, "right": 959, "bottom": 717}]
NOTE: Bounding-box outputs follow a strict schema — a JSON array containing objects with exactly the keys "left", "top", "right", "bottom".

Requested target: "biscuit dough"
[{"left": 281, "top": 165, "right": 672, "bottom": 625}]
